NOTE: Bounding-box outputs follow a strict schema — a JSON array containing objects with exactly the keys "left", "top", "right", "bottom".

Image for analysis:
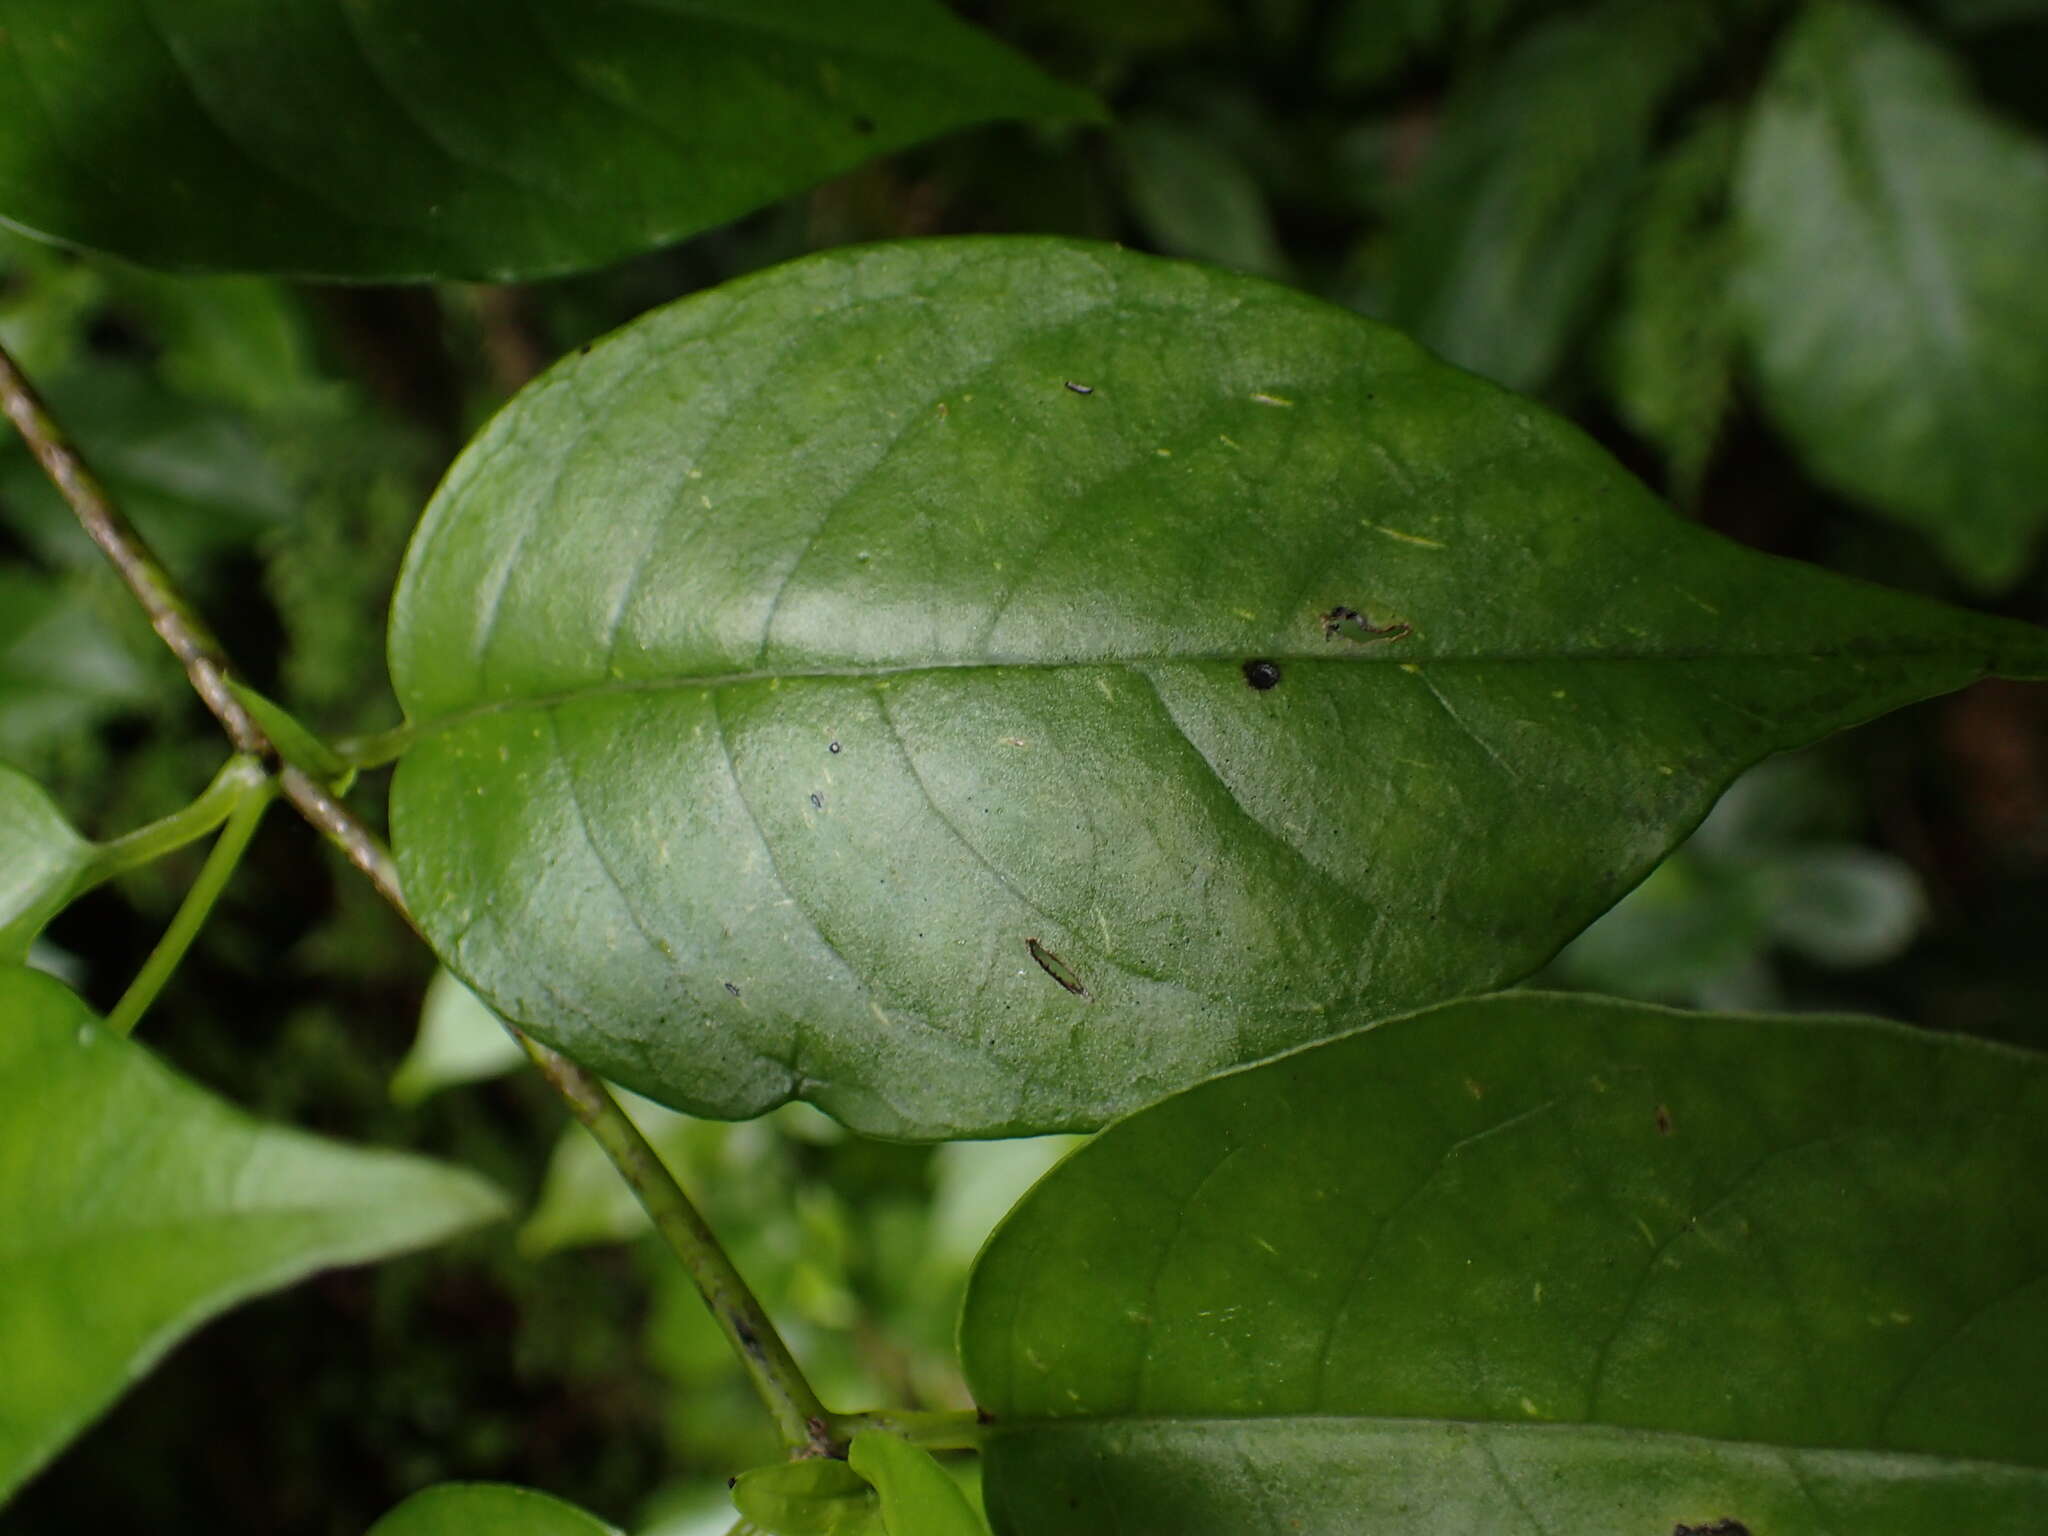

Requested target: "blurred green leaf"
[
  {"left": 1326, "top": 0, "right": 1546, "bottom": 88},
  {"left": 1604, "top": 109, "right": 1739, "bottom": 503},
  {"left": 0, "top": 966, "right": 509, "bottom": 1500},
  {"left": 1733, "top": 0, "right": 2048, "bottom": 587},
  {"left": 389, "top": 237, "right": 2047, "bottom": 1140},
  {"left": 367, "top": 1482, "right": 621, "bottom": 1535},
  {"left": 1118, "top": 117, "right": 1290, "bottom": 279},
  {"left": 389, "top": 967, "right": 526, "bottom": 1107},
  {"left": 0, "top": 230, "right": 103, "bottom": 377},
  {"left": 1932, "top": 0, "right": 2048, "bottom": 27},
  {"left": 97, "top": 271, "right": 334, "bottom": 421},
  {"left": 846, "top": 1434, "right": 986, "bottom": 1536},
  {"left": 1759, "top": 847, "right": 1924, "bottom": 967},
  {"left": 1002, "top": 0, "right": 1231, "bottom": 52},
  {"left": 1551, "top": 758, "right": 1926, "bottom": 1008},
  {"left": 522, "top": 1090, "right": 696, "bottom": 1257},
  {"left": 0, "top": 765, "right": 93, "bottom": 963},
  {"left": 963, "top": 991, "right": 2048, "bottom": 1531},
  {"left": 0, "top": 569, "right": 154, "bottom": 769},
  {"left": 0, "top": 366, "right": 297, "bottom": 571},
  {"left": 1385, "top": 0, "right": 1719, "bottom": 390},
  {"left": 0, "top": 1, "right": 1099, "bottom": 282}
]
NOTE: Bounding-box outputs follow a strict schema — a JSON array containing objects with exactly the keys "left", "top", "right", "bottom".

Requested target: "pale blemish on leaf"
[{"left": 1357, "top": 519, "right": 1446, "bottom": 550}]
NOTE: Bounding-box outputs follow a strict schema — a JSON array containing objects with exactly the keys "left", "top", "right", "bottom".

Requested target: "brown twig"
[
  {"left": 0, "top": 334, "right": 837, "bottom": 1460},
  {"left": 0, "top": 343, "right": 396, "bottom": 901}
]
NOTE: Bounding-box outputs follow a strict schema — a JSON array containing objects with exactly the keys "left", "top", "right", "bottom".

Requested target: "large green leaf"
[
  {"left": 0, "top": 764, "right": 93, "bottom": 963},
  {"left": 1383, "top": 0, "right": 1718, "bottom": 391},
  {"left": 1732, "top": 0, "right": 2048, "bottom": 588},
  {"left": 387, "top": 238, "right": 2047, "bottom": 1139},
  {"left": 365, "top": 1483, "right": 621, "bottom": 1536},
  {"left": 0, "top": 1, "right": 1097, "bottom": 282},
  {"left": 0, "top": 966, "right": 508, "bottom": 1499},
  {"left": 961, "top": 992, "right": 2048, "bottom": 1532}
]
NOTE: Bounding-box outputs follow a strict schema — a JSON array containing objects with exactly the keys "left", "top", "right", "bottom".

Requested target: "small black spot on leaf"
[
  {"left": 1673, "top": 1521, "right": 1751, "bottom": 1536},
  {"left": 853, "top": 114, "right": 877, "bottom": 134},
  {"left": 1064, "top": 379, "right": 1094, "bottom": 395},
  {"left": 810, "top": 792, "right": 824, "bottom": 809},
  {"left": 1655, "top": 1104, "right": 1673, "bottom": 1135},
  {"left": 828, "top": 740, "right": 842, "bottom": 754},
  {"left": 1243, "top": 659, "right": 1282, "bottom": 690},
  {"left": 723, "top": 981, "right": 741, "bottom": 998}
]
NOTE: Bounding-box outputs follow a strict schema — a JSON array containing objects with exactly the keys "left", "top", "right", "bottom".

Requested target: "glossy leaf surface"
[
  {"left": 366, "top": 1482, "right": 620, "bottom": 1536},
  {"left": 0, "top": 967, "right": 507, "bottom": 1498},
  {"left": 962, "top": 992, "right": 2048, "bottom": 1533},
  {"left": 1733, "top": 0, "right": 2048, "bottom": 587},
  {"left": 0, "top": 765, "right": 92, "bottom": 963},
  {"left": 0, "top": 1, "right": 1097, "bottom": 281},
  {"left": 388, "top": 238, "right": 2048, "bottom": 1138}
]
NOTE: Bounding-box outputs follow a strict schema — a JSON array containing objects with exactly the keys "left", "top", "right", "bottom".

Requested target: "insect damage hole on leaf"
[
  {"left": 1320, "top": 605, "right": 1411, "bottom": 642},
  {"left": 1026, "top": 938, "right": 1089, "bottom": 997}
]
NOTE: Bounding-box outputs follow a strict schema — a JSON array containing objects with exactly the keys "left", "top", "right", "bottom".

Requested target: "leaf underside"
[
  {"left": 962, "top": 992, "right": 2048, "bottom": 1533},
  {"left": 0, "top": 967, "right": 507, "bottom": 1499},
  {"left": 388, "top": 238, "right": 2048, "bottom": 1139},
  {"left": 0, "top": 0, "right": 1097, "bottom": 281}
]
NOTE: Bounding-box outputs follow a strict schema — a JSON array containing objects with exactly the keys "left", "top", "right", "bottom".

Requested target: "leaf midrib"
[
  {"left": 982, "top": 1410, "right": 2048, "bottom": 1474},
  {"left": 401, "top": 642, "right": 2005, "bottom": 736}
]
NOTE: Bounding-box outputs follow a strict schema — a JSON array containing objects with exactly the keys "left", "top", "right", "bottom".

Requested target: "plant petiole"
[
  {"left": 827, "top": 1408, "right": 987, "bottom": 1452},
  {"left": 330, "top": 720, "right": 417, "bottom": 771},
  {"left": 86, "top": 754, "right": 271, "bottom": 886},
  {"left": 107, "top": 772, "right": 278, "bottom": 1037}
]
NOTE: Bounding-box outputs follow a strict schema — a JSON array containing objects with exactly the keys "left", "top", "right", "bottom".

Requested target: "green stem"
[
  {"left": 107, "top": 776, "right": 277, "bottom": 1037},
  {"left": 828, "top": 1408, "right": 986, "bottom": 1452},
  {"left": 518, "top": 1032, "right": 837, "bottom": 1458},
  {"left": 87, "top": 754, "right": 269, "bottom": 885}
]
